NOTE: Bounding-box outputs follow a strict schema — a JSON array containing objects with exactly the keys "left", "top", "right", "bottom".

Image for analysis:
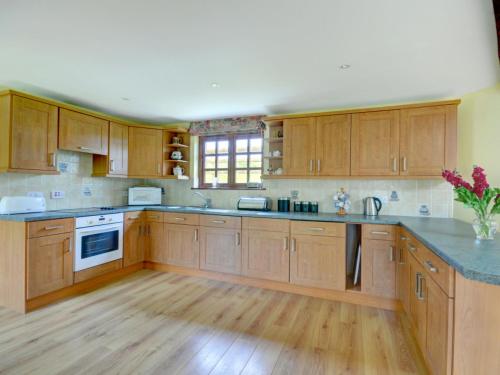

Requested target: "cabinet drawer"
[
  {"left": 409, "top": 240, "right": 455, "bottom": 297},
  {"left": 27, "top": 219, "right": 74, "bottom": 238},
  {"left": 164, "top": 212, "right": 199, "bottom": 226},
  {"left": 146, "top": 211, "right": 164, "bottom": 222},
  {"left": 291, "top": 221, "right": 345, "bottom": 237},
  {"left": 125, "top": 211, "right": 145, "bottom": 223},
  {"left": 242, "top": 217, "right": 289, "bottom": 233},
  {"left": 200, "top": 215, "right": 241, "bottom": 229},
  {"left": 363, "top": 224, "right": 397, "bottom": 241}
]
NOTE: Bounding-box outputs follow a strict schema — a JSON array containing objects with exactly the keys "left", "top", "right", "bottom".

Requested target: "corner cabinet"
[
  {"left": 124, "top": 212, "right": 146, "bottom": 267},
  {"left": 128, "top": 126, "right": 164, "bottom": 178},
  {"left": 0, "top": 94, "right": 58, "bottom": 173},
  {"left": 59, "top": 108, "right": 109, "bottom": 155}
]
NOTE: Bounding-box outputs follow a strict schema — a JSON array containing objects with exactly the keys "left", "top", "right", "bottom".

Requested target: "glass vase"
[{"left": 472, "top": 215, "right": 497, "bottom": 240}]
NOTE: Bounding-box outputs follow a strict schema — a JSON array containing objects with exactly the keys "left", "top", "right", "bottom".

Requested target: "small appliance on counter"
[
  {"left": 0, "top": 196, "right": 47, "bottom": 214},
  {"left": 128, "top": 187, "right": 162, "bottom": 205},
  {"left": 363, "top": 197, "right": 382, "bottom": 216},
  {"left": 237, "top": 197, "right": 272, "bottom": 211}
]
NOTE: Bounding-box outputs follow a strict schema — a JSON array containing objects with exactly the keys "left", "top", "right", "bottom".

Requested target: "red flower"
[
  {"left": 471, "top": 165, "right": 489, "bottom": 199},
  {"left": 442, "top": 169, "right": 472, "bottom": 191}
]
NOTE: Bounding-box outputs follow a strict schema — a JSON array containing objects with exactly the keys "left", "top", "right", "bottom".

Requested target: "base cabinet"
[
  {"left": 27, "top": 233, "right": 74, "bottom": 299},
  {"left": 362, "top": 238, "right": 397, "bottom": 298},
  {"left": 200, "top": 227, "right": 241, "bottom": 275},
  {"left": 145, "top": 221, "right": 166, "bottom": 264},
  {"left": 124, "top": 212, "right": 146, "bottom": 267},
  {"left": 397, "top": 231, "right": 411, "bottom": 313},
  {"left": 164, "top": 224, "right": 200, "bottom": 269}
]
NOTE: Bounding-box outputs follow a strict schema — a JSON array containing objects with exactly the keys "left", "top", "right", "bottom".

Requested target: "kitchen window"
[{"left": 199, "top": 133, "right": 263, "bottom": 188}]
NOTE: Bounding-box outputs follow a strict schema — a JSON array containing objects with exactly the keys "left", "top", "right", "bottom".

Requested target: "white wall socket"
[{"left": 51, "top": 190, "right": 65, "bottom": 199}]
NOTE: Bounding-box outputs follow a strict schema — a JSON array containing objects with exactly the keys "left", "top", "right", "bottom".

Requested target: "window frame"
[{"left": 198, "top": 132, "right": 263, "bottom": 189}]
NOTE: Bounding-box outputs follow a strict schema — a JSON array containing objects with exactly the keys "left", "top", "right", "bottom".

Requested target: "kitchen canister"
[{"left": 277, "top": 197, "right": 290, "bottom": 212}]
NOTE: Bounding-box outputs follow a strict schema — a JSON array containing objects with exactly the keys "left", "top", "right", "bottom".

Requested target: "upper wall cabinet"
[
  {"left": 400, "top": 105, "right": 457, "bottom": 176},
  {"left": 0, "top": 94, "right": 58, "bottom": 174},
  {"left": 351, "top": 110, "right": 400, "bottom": 176},
  {"left": 93, "top": 122, "right": 129, "bottom": 177},
  {"left": 59, "top": 108, "right": 109, "bottom": 155},
  {"left": 128, "top": 126, "right": 163, "bottom": 178},
  {"left": 283, "top": 118, "right": 316, "bottom": 175}
]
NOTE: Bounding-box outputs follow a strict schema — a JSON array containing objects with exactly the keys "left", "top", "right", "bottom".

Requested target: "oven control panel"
[{"left": 75, "top": 213, "right": 124, "bottom": 229}]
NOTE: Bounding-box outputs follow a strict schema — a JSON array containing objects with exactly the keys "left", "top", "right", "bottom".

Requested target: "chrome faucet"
[{"left": 193, "top": 191, "right": 212, "bottom": 208}]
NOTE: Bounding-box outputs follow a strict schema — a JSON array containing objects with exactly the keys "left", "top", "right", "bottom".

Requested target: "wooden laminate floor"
[{"left": 0, "top": 270, "right": 427, "bottom": 375}]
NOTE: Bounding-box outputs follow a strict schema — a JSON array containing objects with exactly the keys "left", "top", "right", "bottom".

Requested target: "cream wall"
[{"left": 454, "top": 83, "right": 500, "bottom": 222}]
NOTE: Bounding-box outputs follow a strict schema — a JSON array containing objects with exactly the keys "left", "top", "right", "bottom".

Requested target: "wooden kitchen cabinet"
[
  {"left": 200, "top": 227, "right": 242, "bottom": 275},
  {"left": 128, "top": 126, "right": 163, "bottom": 178},
  {"left": 0, "top": 94, "right": 58, "bottom": 173},
  {"left": 315, "top": 114, "right": 351, "bottom": 176},
  {"left": 124, "top": 212, "right": 145, "bottom": 267},
  {"left": 145, "top": 221, "right": 166, "bottom": 263},
  {"left": 27, "top": 232, "right": 74, "bottom": 299},
  {"left": 283, "top": 117, "right": 316, "bottom": 176},
  {"left": 59, "top": 108, "right": 109, "bottom": 155},
  {"left": 397, "top": 231, "right": 411, "bottom": 314},
  {"left": 93, "top": 122, "right": 128, "bottom": 177},
  {"left": 164, "top": 224, "right": 200, "bottom": 269},
  {"left": 289, "top": 224, "right": 346, "bottom": 291},
  {"left": 351, "top": 110, "right": 400, "bottom": 176},
  {"left": 400, "top": 105, "right": 457, "bottom": 176},
  {"left": 242, "top": 218, "right": 290, "bottom": 282},
  {"left": 409, "top": 254, "right": 427, "bottom": 350},
  {"left": 361, "top": 238, "right": 397, "bottom": 298}
]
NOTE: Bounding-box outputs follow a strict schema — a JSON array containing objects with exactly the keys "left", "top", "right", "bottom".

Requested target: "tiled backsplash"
[
  {"left": 0, "top": 151, "right": 453, "bottom": 217},
  {"left": 150, "top": 178, "right": 454, "bottom": 218},
  {"left": 0, "top": 151, "right": 142, "bottom": 210}
]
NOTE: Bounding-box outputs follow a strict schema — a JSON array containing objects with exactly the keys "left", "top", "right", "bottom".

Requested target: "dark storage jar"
[
  {"left": 277, "top": 197, "right": 290, "bottom": 212},
  {"left": 293, "top": 201, "right": 301, "bottom": 212},
  {"left": 310, "top": 201, "right": 319, "bottom": 213}
]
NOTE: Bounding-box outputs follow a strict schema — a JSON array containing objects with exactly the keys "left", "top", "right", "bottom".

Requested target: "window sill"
[{"left": 191, "top": 187, "right": 266, "bottom": 191}]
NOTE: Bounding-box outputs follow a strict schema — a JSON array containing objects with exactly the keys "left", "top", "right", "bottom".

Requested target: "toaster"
[
  {"left": 237, "top": 197, "right": 272, "bottom": 211},
  {"left": 0, "top": 196, "right": 47, "bottom": 214}
]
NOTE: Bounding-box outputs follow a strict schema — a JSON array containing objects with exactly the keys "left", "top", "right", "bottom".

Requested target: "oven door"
[{"left": 74, "top": 222, "right": 123, "bottom": 271}]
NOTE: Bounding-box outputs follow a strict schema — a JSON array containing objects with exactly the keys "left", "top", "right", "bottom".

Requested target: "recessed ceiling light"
[
  {"left": 210, "top": 82, "right": 221, "bottom": 88},
  {"left": 339, "top": 64, "right": 351, "bottom": 70},
  {"left": 121, "top": 97, "right": 130, "bottom": 101}
]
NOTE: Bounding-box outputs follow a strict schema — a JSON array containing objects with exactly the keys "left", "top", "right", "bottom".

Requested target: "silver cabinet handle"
[
  {"left": 211, "top": 220, "right": 226, "bottom": 224},
  {"left": 78, "top": 146, "right": 91, "bottom": 151},
  {"left": 398, "top": 248, "right": 404, "bottom": 264},
  {"left": 291, "top": 238, "right": 296, "bottom": 252},
  {"left": 147, "top": 224, "right": 151, "bottom": 236},
  {"left": 48, "top": 153, "right": 56, "bottom": 167},
  {"left": 415, "top": 272, "right": 422, "bottom": 297},
  {"left": 109, "top": 159, "right": 115, "bottom": 172},
  {"left": 309, "top": 159, "right": 314, "bottom": 173},
  {"left": 408, "top": 244, "right": 417, "bottom": 253},
  {"left": 236, "top": 232, "right": 240, "bottom": 246},
  {"left": 138, "top": 225, "right": 142, "bottom": 236},
  {"left": 402, "top": 156, "right": 408, "bottom": 172},
  {"left": 174, "top": 217, "right": 186, "bottom": 221},
  {"left": 149, "top": 215, "right": 160, "bottom": 219},
  {"left": 389, "top": 246, "right": 395, "bottom": 262},
  {"left": 424, "top": 260, "right": 438, "bottom": 273},
  {"left": 317, "top": 159, "right": 321, "bottom": 173},
  {"left": 194, "top": 228, "right": 198, "bottom": 242},
  {"left": 418, "top": 275, "right": 426, "bottom": 300},
  {"left": 44, "top": 225, "right": 64, "bottom": 230},
  {"left": 309, "top": 227, "right": 325, "bottom": 232},
  {"left": 371, "top": 231, "right": 389, "bottom": 235},
  {"left": 283, "top": 237, "right": 289, "bottom": 251},
  {"left": 128, "top": 216, "right": 140, "bottom": 220},
  {"left": 400, "top": 235, "right": 407, "bottom": 241},
  {"left": 392, "top": 157, "right": 397, "bottom": 172},
  {"left": 64, "top": 237, "right": 72, "bottom": 253}
]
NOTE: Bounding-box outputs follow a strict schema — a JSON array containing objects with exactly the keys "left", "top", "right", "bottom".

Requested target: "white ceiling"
[{"left": 1, "top": 0, "right": 499, "bottom": 123}]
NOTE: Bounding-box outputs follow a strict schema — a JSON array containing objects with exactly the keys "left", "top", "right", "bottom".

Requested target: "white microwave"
[{"left": 128, "top": 187, "right": 162, "bottom": 205}]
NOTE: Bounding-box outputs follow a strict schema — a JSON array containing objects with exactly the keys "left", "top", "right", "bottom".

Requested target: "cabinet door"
[
  {"left": 128, "top": 127, "right": 163, "bottom": 177},
  {"left": 290, "top": 234, "right": 345, "bottom": 290},
  {"left": 123, "top": 213, "right": 145, "bottom": 267},
  {"left": 145, "top": 221, "right": 166, "bottom": 263},
  {"left": 11, "top": 96, "right": 58, "bottom": 172},
  {"left": 425, "top": 276, "right": 453, "bottom": 375},
  {"left": 409, "top": 255, "right": 427, "bottom": 350},
  {"left": 362, "top": 239, "right": 396, "bottom": 298},
  {"left": 108, "top": 122, "right": 129, "bottom": 176},
  {"left": 400, "top": 105, "right": 457, "bottom": 176},
  {"left": 27, "top": 233, "right": 74, "bottom": 299},
  {"left": 397, "top": 235, "right": 411, "bottom": 314},
  {"left": 242, "top": 229, "right": 289, "bottom": 282},
  {"left": 200, "top": 227, "right": 241, "bottom": 275},
  {"left": 59, "top": 109, "right": 109, "bottom": 155},
  {"left": 283, "top": 118, "right": 316, "bottom": 176},
  {"left": 315, "top": 114, "right": 351, "bottom": 176},
  {"left": 351, "top": 110, "right": 400, "bottom": 176},
  {"left": 165, "top": 224, "right": 200, "bottom": 269}
]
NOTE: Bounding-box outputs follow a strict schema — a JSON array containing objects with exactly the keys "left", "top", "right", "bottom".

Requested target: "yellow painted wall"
[{"left": 454, "top": 83, "right": 500, "bottom": 222}]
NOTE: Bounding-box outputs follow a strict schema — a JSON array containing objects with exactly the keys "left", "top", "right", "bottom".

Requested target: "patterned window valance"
[{"left": 189, "top": 116, "right": 265, "bottom": 136}]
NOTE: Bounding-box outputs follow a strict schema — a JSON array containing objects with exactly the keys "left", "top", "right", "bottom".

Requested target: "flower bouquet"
[{"left": 442, "top": 166, "right": 500, "bottom": 240}]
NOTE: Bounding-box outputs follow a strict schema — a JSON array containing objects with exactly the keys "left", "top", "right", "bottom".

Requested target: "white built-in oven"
[{"left": 74, "top": 213, "right": 124, "bottom": 272}]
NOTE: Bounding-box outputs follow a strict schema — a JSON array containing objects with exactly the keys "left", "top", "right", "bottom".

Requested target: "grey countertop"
[{"left": 1, "top": 205, "right": 499, "bottom": 286}]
